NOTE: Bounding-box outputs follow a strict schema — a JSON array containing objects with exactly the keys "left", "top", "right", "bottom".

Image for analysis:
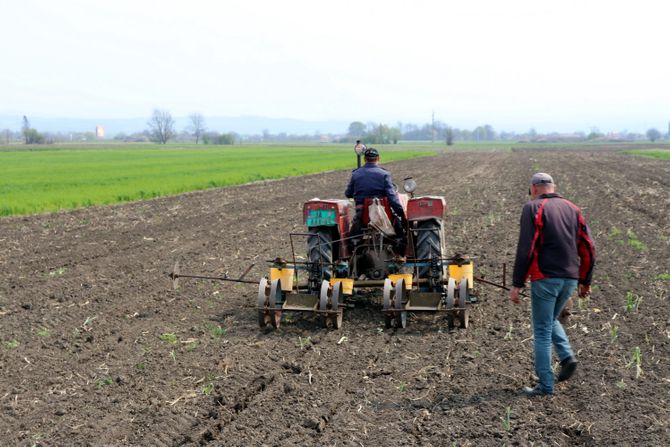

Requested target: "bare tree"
[
  {"left": 187, "top": 113, "right": 206, "bottom": 144},
  {"left": 646, "top": 128, "right": 661, "bottom": 142},
  {"left": 147, "top": 109, "right": 176, "bottom": 144}
]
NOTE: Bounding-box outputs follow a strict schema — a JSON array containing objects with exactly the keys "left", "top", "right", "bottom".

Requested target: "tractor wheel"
[
  {"left": 415, "top": 220, "right": 443, "bottom": 280},
  {"left": 307, "top": 227, "right": 333, "bottom": 282}
]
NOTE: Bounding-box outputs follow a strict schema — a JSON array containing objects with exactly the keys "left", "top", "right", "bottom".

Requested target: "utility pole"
[{"left": 431, "top": 111, "right": 435, "bottom": 144}]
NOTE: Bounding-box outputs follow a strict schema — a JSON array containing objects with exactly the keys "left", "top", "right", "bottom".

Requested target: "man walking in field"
[{"left": 510, "top": 172, "right": 596, "bottom": 397}]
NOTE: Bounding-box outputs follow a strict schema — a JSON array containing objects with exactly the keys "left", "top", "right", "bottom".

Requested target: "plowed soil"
[{"left": 1, "top": 149, "right": 669, "bottom": 446}]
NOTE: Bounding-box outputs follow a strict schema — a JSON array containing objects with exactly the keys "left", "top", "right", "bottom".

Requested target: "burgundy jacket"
[{"left": 512, "top": 193, "right": 595, "bottom": 288}]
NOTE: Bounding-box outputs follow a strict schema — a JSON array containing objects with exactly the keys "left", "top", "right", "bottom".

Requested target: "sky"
[{"left": 1, "top": 0, "right": 669, "bottom": 133}]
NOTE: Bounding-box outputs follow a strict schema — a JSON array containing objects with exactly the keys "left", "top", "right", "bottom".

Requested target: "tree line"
[
  {"left": 4, "top": 111, "right": 669, "bottom": 145},
  {"left": 345, "top": 121, "right": 669, "bottom": 145}
]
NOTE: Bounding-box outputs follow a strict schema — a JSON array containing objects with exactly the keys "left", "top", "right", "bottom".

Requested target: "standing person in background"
[{"left": 510, "top": 172, "right": 596, "bottom": 397}]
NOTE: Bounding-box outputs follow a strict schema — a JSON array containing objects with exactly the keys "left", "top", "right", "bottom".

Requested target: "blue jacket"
[{"left": 345, "top": 162, "right": 404, "bottom": 217}]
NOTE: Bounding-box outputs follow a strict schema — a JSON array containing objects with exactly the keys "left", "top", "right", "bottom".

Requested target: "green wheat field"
[{"left": 0, "top": 144, "right": 434, "bottom": 216}]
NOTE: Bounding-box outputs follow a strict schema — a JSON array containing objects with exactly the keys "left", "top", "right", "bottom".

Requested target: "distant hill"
[{"left": 0, "top": 114, "right": 350, "bottom": 136}]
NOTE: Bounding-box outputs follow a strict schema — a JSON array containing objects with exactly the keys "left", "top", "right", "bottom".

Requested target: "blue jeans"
[{"left": 531, "top": 278, "right": 577, "bottom": 394}]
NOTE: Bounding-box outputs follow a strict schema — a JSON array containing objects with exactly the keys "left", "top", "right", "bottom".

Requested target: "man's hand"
[
  {"left": 510, "top": 286, "right": 522, "bottom": 304},
  {"left": 578, "top": 284, "right": 591, "bottom": 298}
]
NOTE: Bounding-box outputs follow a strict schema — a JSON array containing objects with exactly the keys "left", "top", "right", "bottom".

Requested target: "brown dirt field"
[{"left": 1, "top": 150, "right": 669, "bottom": 447}]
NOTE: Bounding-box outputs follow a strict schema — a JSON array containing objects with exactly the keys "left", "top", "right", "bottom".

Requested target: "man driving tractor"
[{"left": 345, "top": 147, "right": 406, "bottom": 251}]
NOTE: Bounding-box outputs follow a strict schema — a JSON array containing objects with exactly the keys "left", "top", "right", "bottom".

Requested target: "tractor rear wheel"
[
  {"left": 307, "top": 227, "right": 333, "bottom": 282},
  {"left": 415, "top": 220, "right": 443, "bottom": 280}
]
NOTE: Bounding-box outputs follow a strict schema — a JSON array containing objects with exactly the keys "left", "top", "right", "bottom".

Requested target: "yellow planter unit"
[
  {"left": 448, "top": 261, "right": 474, "bottom": 288},
  {"left": 270, "top": 267, "right": 295, "bottom": 292},
  {"left": 388, "top": 273, "right": 413, "bottom": 290},
  {"left": 330, "top": 278, "right": 354, "bottom": 295}
]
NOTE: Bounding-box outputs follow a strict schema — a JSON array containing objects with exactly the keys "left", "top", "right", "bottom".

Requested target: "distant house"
[{"left": 95, "top": 125, "right": 105, "bottom": 139}]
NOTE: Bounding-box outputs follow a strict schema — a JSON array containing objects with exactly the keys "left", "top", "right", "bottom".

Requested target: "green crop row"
[{"left": 0, "top": 144, "right": 434, "bottom": 217}]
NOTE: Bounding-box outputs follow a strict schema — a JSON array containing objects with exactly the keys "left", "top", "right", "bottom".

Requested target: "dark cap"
[
  {"left": 364, "top": 147, "right": 379, "bottom": 158},
  {"left": 530, "top": 172, "right": 554, "bottom": 185}
]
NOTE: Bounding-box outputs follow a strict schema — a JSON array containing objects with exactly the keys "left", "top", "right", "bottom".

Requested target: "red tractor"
[
  {"left": 258, "top": 177, "right": 474, "bottom": 330},
  {"left": 303, "top": 179, "right": 445, "bottom": 282}
]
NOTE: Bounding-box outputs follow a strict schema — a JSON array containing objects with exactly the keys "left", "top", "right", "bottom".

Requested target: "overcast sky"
[{"left": 1, "top": 0, "right": 669, "bottom": 133}]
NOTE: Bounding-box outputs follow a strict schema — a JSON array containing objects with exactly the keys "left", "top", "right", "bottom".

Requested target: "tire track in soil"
[
  {"left": 170, "top": 336, "right": 311, "bottom": 445},
  {"left": 192, "top": 373, "right": 277, "bottom": 445}
]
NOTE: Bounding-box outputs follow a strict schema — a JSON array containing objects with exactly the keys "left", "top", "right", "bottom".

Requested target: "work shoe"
[
  {"left": 557, "top": 357, "right": 578, "bottom": 382},
  {"left": 522, "top": 384, "right": 552, "bottom": 397}
]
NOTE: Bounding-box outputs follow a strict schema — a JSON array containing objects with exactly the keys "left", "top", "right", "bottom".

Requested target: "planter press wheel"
[
  {"left": 257, "top": 278, "right": 270, "bottom": 327},
  {"left": 395, "top": 278, "right": 408, "bottom": 329},
  {"left": 446, "top": 277, "right": 456, "bottom": 329},
  {"left": 258, "top": 278, "right": 282, "bottom": 328},
  {"left": 319, "top": 280, "right": 343, "bottom": 329},
  {"left": 458, "top": 278, "right": 469, "bottom": 329},
  {"left": 319, "top": 280, "right": 331, "bottom": 328},
  {"left": 383, "top": 278, "right": 394, "bottom": 328},
  {"left": 331, "top": 282, "right": 343, "bottom": 329},
  {"left": 269, "top": 279, "right": 283, "bottom": 328}
]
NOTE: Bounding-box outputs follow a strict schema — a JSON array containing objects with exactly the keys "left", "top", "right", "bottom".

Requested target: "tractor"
[{"left": 257, "top": 172, "right": 475, "bottom": 330}]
